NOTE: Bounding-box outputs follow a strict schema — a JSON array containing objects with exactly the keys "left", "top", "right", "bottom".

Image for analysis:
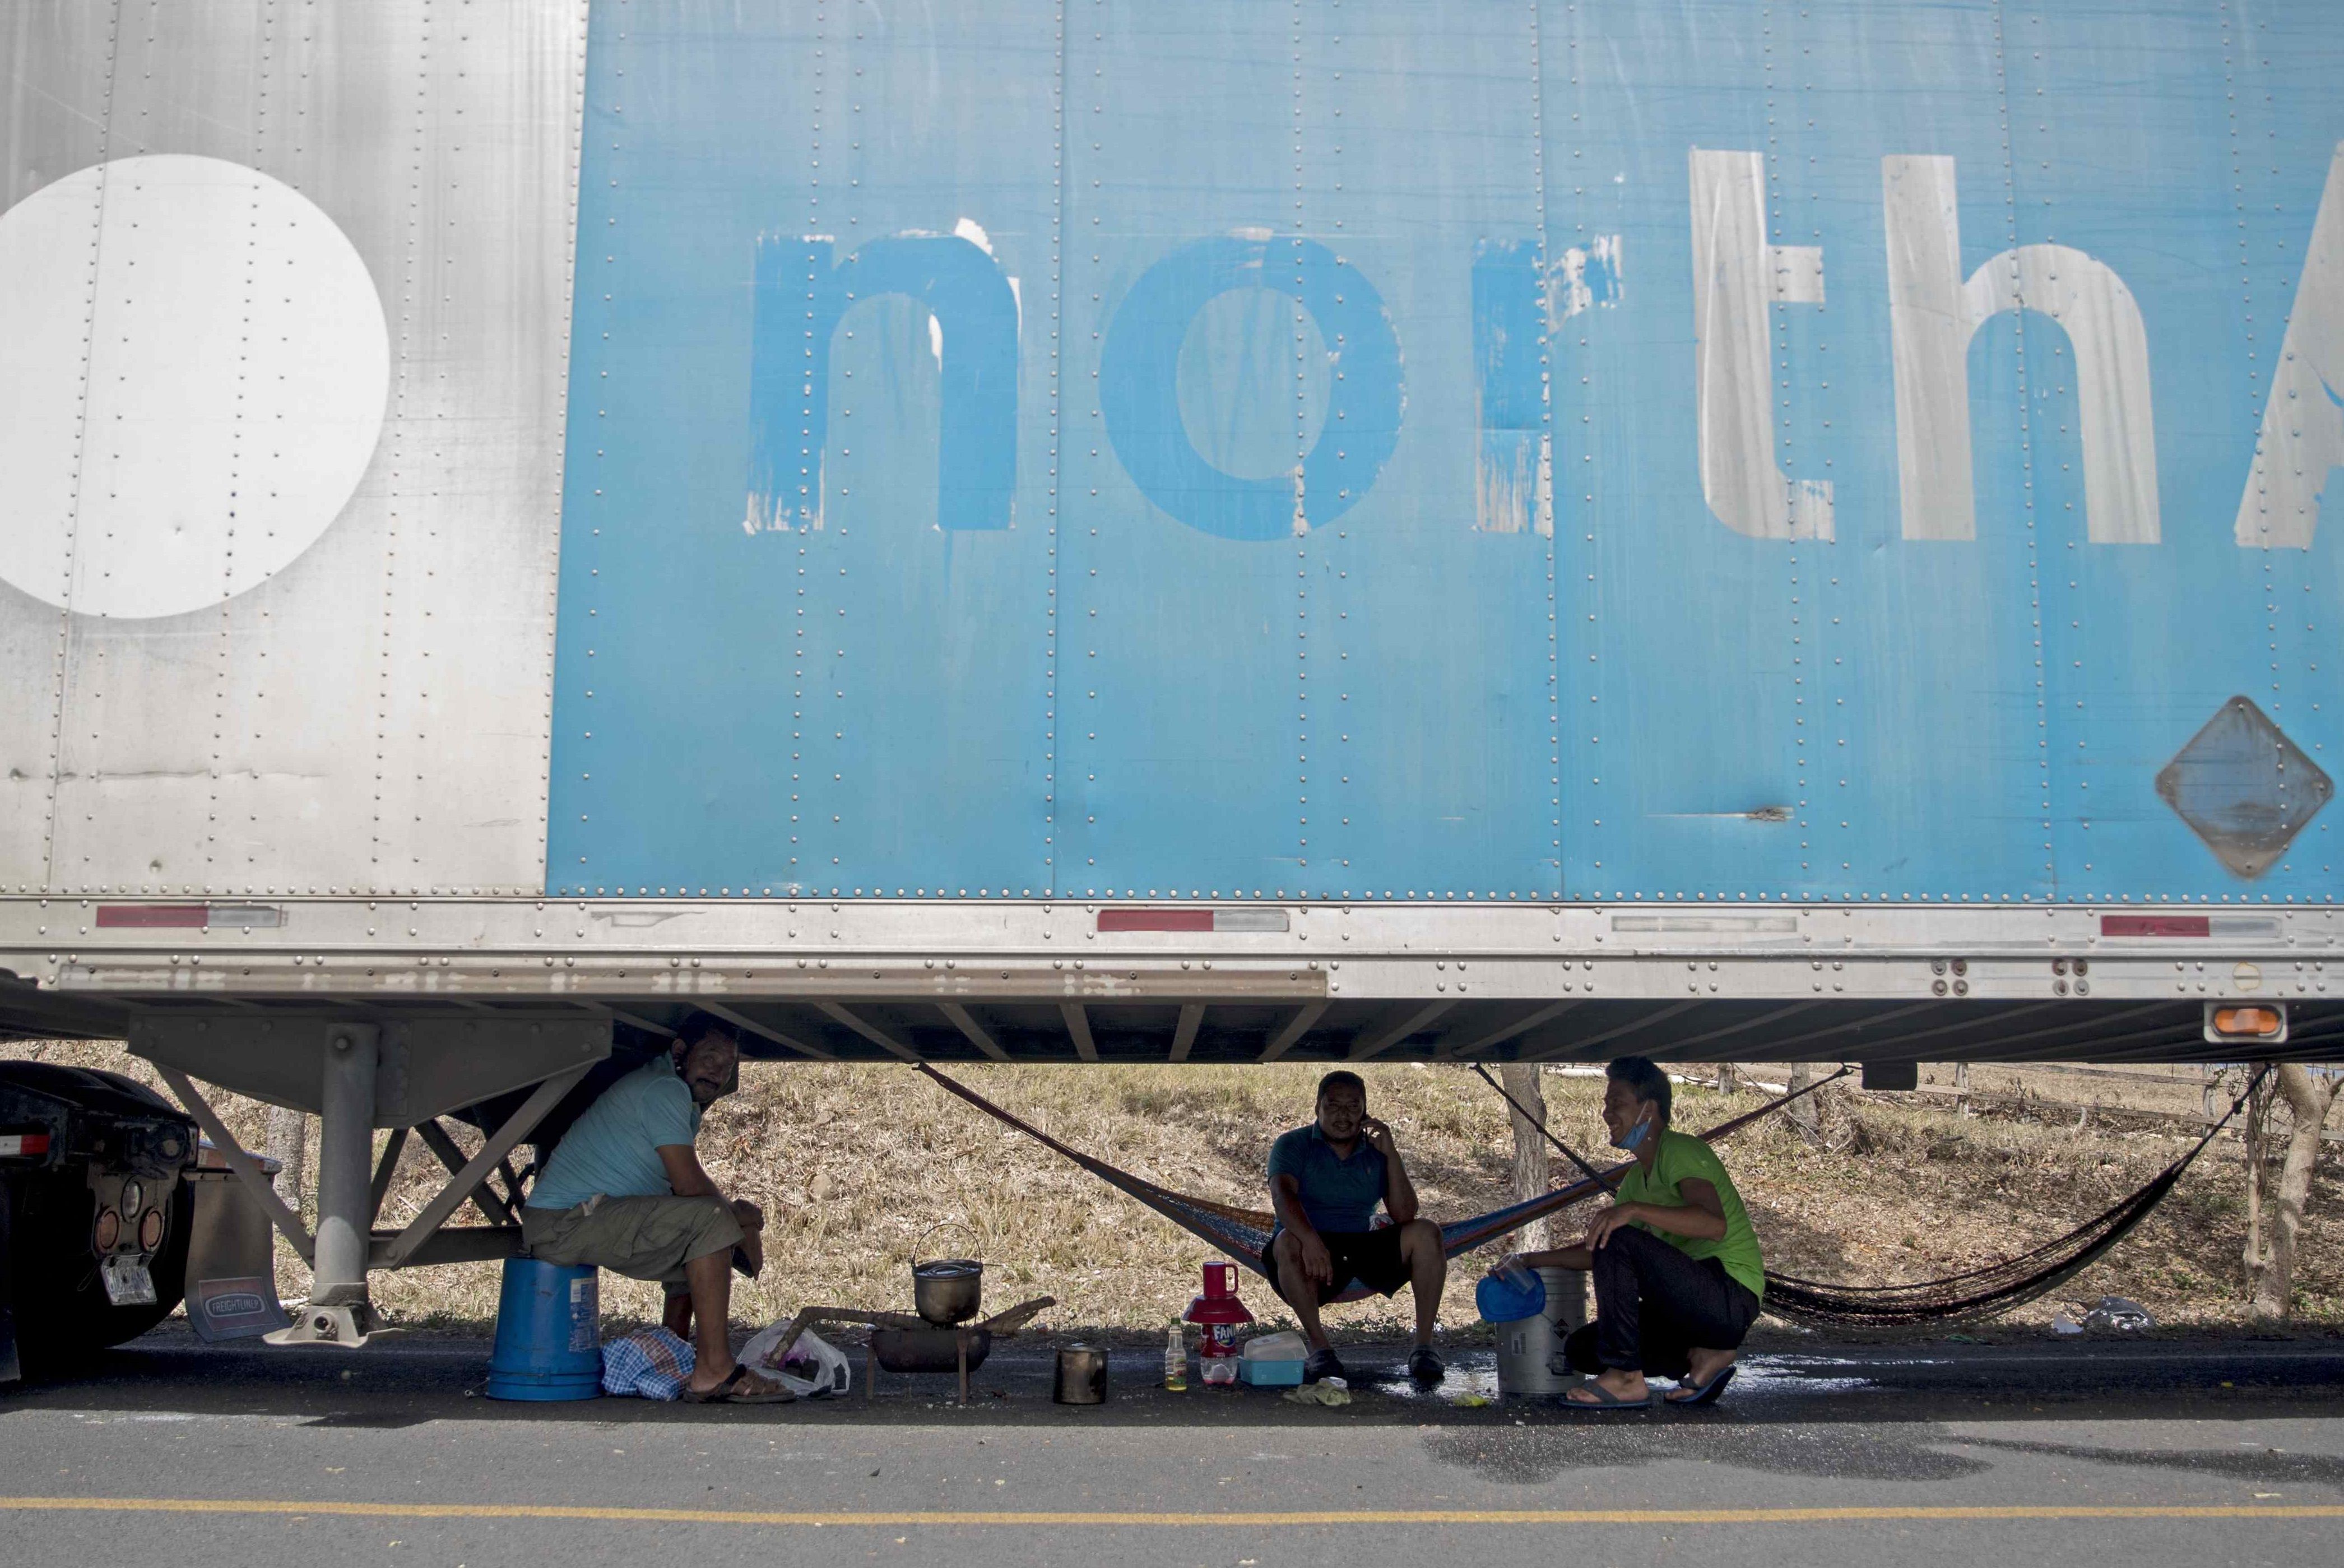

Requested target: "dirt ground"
[{"left": 8, "top": 1040, "right": 2338, "bottom": 1340}]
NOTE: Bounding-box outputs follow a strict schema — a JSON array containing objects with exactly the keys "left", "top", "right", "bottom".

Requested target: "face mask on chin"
[{"left": 1610, "top": 1111, "right": 1653, "bottom": 1152}]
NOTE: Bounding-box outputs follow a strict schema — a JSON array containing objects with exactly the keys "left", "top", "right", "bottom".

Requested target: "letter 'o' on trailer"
[
  {"left": 0, "top": 155, "right": 389, "bottom": 618},
  {"left": 1100, "top": 237, "right": 1402, "bottom": 541}
]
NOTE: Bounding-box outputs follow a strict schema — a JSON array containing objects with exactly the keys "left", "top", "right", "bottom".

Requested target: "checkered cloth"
[{"left": 600, "top": 1327, "right": 695, "bottom": 1400}]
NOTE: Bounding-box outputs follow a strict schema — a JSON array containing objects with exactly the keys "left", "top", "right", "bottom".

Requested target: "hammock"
[
  {"left": 911, "top": 1061, "right": 1837, "bottom": 1301},
  {"left": 1464, "top": 1061, "right": 2268, "bottom": 1327},
  {"left": 918, "top": 1060, "right": 2266, "bottom": 1326},
  {"left": 1755, "top": 1068, "right": 2266, "bottom": 1325}
]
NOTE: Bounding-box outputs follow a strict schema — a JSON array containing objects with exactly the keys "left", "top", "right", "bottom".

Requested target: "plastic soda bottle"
[
  {"left": 1186, "top": 1261, "right": 1253, "bottom": 1386},
  {"left": 1164, "top": 1321, "right": 1188, "bottom": 1391}
]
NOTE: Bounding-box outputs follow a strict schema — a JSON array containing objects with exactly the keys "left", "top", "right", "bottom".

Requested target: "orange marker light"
[{"left": 2211, "top": 1005, "right": 2283, "bottom": 1038}]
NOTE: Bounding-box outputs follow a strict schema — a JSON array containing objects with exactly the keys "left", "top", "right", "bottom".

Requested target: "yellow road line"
[{"left": 2, "top": 1499, "right": 2340, "bottom": 1528}]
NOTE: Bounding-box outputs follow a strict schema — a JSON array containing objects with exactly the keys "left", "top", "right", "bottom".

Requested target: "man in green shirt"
[{"left": 1502, "top": 1056, "right": 1763, "bottom": 1408}]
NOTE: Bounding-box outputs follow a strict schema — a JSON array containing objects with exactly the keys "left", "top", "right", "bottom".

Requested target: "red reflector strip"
[
  {"left": 1098, "top": 909, "right": 1215, "bottom": 933},
  {"left": 1096, "top": 907, "right": 1292, "bottom": 933},
  {"left": 2100, "top": 915, "right": 2211, "bottom": 938},
  {"left": 0, "top": 1133, "right": 52, "bottom": 1158},
  {"left": 95, "top": 904, "right": 210, "bottom": 929}
]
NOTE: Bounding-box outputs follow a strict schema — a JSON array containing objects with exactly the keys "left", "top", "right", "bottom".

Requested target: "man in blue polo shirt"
[
  {"left": 522, "top": 1015, "right": 787, "bottom": 1403},
  {"left": 1265, "top": 1070, "right": 1447, "bottom": 1384}
]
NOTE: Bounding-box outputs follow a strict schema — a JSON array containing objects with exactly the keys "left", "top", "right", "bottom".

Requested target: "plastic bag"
[
  {"left": 1283, "top": 1381, "right": 1352, "bottom": 1407},
  {"left": 739, "top": 1318, "right": 853, "bottom": 1398},
  {"left": 2077, "top": 1295, "right": 2153, "bottom": 1332},
  {"left": 2052, "top": 1295, "right": 2154, "bottom": 1335}
]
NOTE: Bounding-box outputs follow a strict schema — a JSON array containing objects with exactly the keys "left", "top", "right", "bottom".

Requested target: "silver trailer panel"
[{"left": 0, "top": 0, "right": 584, "bottom": 899}]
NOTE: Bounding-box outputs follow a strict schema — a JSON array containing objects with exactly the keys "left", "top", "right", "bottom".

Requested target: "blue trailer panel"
[
  {"left": 2, "top": 0, "right": 2342, "bottom": 1065},
  {"left": 546, "top": 0, "right": 2344, "bottom": 908}
]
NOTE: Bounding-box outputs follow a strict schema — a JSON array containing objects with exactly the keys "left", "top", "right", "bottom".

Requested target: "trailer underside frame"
[{"left": 0, "top": 897, "right": 2333, "bottom": 1066}]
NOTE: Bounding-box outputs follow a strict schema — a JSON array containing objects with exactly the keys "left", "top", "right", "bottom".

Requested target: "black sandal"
[
  {"left": 1667, "top": 1366, "right": 1737, "bottom": 1407},
  {"left": 681, "top": 1362, "right": 795, "bottom": 1404}
]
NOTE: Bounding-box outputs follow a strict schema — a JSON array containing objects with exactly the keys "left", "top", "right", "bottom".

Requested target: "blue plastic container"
[
  {"left": 1476, "top": 1269, "right": 1547, "bottom": 1325},
  {"left": 1237, "top": 1356, "right": 1307, "bottom": 1388},
  {"left": 485, "top": 1257, "right": 602, "bottom": 1401}
]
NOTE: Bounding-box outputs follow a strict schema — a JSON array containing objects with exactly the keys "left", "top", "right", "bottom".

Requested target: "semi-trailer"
[{"left": 1, "top": 0, "right": 2339, "bottom": 1370}]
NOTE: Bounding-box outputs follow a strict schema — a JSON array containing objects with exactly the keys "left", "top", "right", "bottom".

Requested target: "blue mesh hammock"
[{"left": 912, "top": 1062, "right": 1823, "bottom": 1302}]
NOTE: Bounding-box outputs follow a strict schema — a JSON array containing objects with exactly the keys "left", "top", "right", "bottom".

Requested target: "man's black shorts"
[{"left": 1264, "top": 1225, "right": 1413, "bottom": 1304}]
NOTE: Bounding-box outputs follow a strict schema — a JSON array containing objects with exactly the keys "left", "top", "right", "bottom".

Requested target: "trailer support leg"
[
  {"left": 270, "top": 1023, "right": 386, "bottom": 1347},
  {"left": 155, "top": 1066, "right": 315, "bottom": 1263}
]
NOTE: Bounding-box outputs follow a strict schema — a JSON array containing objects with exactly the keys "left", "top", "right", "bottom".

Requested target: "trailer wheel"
[
  {"left": 1, "top": 1064, "right": 198, "bottom": 1372},
  {"left": 6, "top": 1172, "right": 193, "bottom": 1369}
]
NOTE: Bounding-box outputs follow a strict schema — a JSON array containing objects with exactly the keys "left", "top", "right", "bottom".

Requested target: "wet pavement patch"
[
  {"left": 1961, "top": 1436, "right": 2344, "bottom": 1492},
  {"left": 1422, "top": 1422, "right": 1995, "bottom": 1485}
]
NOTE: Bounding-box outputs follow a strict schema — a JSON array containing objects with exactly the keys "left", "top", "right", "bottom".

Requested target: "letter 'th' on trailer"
[
  {"left": 1689, "top": 148, "right": 1833, "bottom": 542},
  {"left": 1882, "top": 154, "right": 2161, "bottom": 546}
]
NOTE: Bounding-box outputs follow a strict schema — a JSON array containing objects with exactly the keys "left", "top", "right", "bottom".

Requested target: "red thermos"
[{"left": 1183, "top": 1260, "right": 1255, "bottom": 1385}]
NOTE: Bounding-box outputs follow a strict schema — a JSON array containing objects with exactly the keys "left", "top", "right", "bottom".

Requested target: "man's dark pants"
[
  {"left": 1561, "top": 1226, "right": 1761, "bottom": 1380},
  {"left": 1261, "top": 1226, "right": 1413, "bottom": 1305}
]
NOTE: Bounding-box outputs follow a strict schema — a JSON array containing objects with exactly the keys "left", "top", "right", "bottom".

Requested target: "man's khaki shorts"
[{"left": 521, "top": 1194, "right": 744, "bottom": 1293}]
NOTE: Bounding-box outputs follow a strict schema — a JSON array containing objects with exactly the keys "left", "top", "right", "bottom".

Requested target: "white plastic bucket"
[{"left": 1492, "top": 1266, "right": 1587, "bottom": 1398}]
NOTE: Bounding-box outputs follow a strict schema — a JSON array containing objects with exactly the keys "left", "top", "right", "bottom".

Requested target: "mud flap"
[
  {"left": 183, "top": 1169, "right": 291, "bottom": 1342},
  {"left": 1, "top": 1177, "right": 19, "bottom": 1384}
]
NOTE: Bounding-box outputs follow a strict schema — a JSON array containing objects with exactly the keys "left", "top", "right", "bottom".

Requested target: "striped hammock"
[
  {"left": 915, "top": 1060, "right": 2252, "bottom": 1324},
  {"left": 911, "top": 1061, "right": 1828, "bottom": 1302}
]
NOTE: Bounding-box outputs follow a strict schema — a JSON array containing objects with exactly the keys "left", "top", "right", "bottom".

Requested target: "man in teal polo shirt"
[
  {"left": 1265, "top": 1070, "right": 1447, "bottom": 1384},
  {"left": 522, "top": 1014, "right": 787, "bottom": 1403}
]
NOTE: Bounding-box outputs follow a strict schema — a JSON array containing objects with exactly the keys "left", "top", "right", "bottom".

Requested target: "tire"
[
  {"left": 43, "top": 1065, "right": 194, "bottom": 1345},
  {"left": 8, "top": 1173, "right": 193, "bottom": 1370},
  {"left": 82, "top": 1174, "right": 193, "bottom": 1350},
  {"left": 1, "top": 1064, "right": 196, "bottom": 1371}
]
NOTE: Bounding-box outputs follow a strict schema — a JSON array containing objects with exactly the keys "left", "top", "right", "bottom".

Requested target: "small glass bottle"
[{"left": 1164, "top": 1321, "right": 1188, "bottom": 1391}]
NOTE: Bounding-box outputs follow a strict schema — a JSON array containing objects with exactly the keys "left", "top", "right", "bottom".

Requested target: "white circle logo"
[{"left": 0, "top": 155, "right": 388, "bottom": 619}]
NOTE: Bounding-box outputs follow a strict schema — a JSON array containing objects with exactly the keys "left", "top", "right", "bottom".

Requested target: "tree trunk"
[
  {"left": 1785, "top": 1062, "right": 1821, "bottom": 1144},
  {"left": 2241, "top": 1074, "right": 2272, "bottom": 1309},
  {"left": 2252, "top": 1066, "right": 2342, "bottom": 1321},
  {"left": 265, "top": 1105, "right": 309, "bottom": 1213},
  {"left": 1500, "top": 1063, "right": 1551, "bottom": 1252}
]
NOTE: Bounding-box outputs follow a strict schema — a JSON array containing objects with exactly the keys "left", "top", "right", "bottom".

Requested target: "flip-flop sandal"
[
  {"left": 1563, "top": 1381, "right": 1656, "bottom": 1410},
  {"left": 681, "top": 1363, "right": 795, "bottom": 1405},
  {"left": 1666, "top": 1366, "right": 1737, "bottom": 1407}
]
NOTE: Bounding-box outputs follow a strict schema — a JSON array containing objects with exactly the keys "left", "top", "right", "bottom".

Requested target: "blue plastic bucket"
[{"left": 485, "top": 1257, "right": 602, "bottom": 1401}]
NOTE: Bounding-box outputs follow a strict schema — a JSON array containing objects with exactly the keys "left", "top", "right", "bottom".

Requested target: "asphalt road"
[{"left": 4, "top": 1329, "right": 2342, "bottom": 1567}]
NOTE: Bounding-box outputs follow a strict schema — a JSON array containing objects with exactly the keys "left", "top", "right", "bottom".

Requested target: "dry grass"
[{"left": 8, "top": 1040, "right": 2340, "bottom": 1338}]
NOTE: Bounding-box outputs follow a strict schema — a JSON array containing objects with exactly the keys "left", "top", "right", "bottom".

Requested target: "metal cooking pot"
[
  {"left": 1053, "top": 1343, "right": 1108, "bottom": 1404},
  {"left": 912, "top": 1257, "right": 985, "bottom": 1326}
]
